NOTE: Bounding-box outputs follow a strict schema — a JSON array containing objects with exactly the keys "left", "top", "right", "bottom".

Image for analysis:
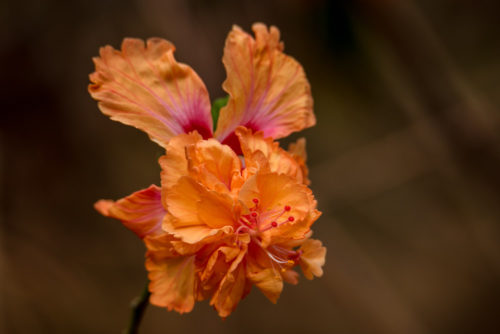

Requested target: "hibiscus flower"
[{"left": 90, "top": 23, "right": 326, "bottom": 318}]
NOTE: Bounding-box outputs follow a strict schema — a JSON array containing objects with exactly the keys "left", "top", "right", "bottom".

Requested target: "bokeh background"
[{"left": 2, "top": 0, "right": 500, "bottom": 333}]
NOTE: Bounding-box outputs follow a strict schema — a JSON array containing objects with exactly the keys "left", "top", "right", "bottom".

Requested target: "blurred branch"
[{"left": 124, "top": 283, "right": 150, "bottom": 334}]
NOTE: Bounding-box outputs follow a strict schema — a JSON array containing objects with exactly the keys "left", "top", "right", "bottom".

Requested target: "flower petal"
[
  {"left": 299, "top": 239, "right": 326, "bottom": 280},
  {"left": 236, "top": 126, "right": 308, "bottom": 184},
  {"left": 159, "top": 131, "right": 203, "bottom": 206},
  {"left": 215, "top": 23, "right": 315, "bottom": 146},
  {"left": 89, "top": 38, "right": 213, "bottom": 148},
  {"left": 146, "top": 254, "right": 196, "bottom": 313},
  {"left": 263, "top": 209, "right": 321, "bottom": 248},
  {"left": 185, "top": 138, "right": 243, "bottom": 194},
  {"left": 94, "top": 185, "right": 164, "bottom": 238},
  {"left": 210, "top": 245, "right": 248, "bottom": 318},
  {"left": 238, "top": 172, "right": 312, "bottom": 224},
  {"left": 163, "top": 177, "right": 234, "bottom": 243},
  {"left": 246, "top": 254, "right": 283, "bottom": 303}
]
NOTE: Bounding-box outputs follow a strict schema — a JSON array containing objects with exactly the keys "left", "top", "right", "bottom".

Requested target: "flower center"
[{"left": 234, "top": 198, "right": 302, "bottom": 277}]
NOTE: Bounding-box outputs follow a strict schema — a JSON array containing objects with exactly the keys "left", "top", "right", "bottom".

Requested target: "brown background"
[{"left": 2, "top": 0, "right": 500, "bottom": 333}]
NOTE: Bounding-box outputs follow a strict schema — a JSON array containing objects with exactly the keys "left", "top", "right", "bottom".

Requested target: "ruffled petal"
[
  {"left": 236, "top": 126, "right": 308, "bottom": 184},
  {"left": 299, "top": 239, "right": 326, "bottom": 280},
  {"left": 210, "top": 245, "right": 248, "bottom": 318},
  {"left": 146, "top": 254, "right": 196, "bottom": 313},
  {"left": 144, "top": 234, "right": 196, "bottom": 313},
  {"left": 246, "top": 256, "right": 283, "bottom": 303},
  {"left": 163, "top": 177, "right": 234, "bottom": 243},
  {"left": 263, "top": 209, "right": 321, "bottom": 248},
  {"left": 185, "top": 138, "right": 243, "bottom": 194},
  {"left": 215, "top": 23, "right": 315, "bottom": 146},
  {"left": 159, "top": 131, "right": 203, "bottom": 206},
  {"left": 94, "top": 185, "right": 164, "bottom": 238},
  {"left": 89, "top": 38, "right": 212, "bottom": 148}
]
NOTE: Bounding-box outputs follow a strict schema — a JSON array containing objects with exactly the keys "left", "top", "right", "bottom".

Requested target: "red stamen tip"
[
  {"left": 252, "top": 198, "right": 259, "bottom": 204},
  {"left": 271, "top": 221, "right": 278, "bottom": 227},
  {"left": 284, "top": 205, "right": 291, "bottom": 211},
  {"left": 251, "top": 212, "right": 258, "bottom": 218},
  {"left": 288, "top": 216, "right": 295, "bottom": 222}
]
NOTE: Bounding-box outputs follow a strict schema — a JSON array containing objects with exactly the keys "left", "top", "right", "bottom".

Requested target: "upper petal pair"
[{"left": 89, "top": 24, "right": 315, "bottom": 147}]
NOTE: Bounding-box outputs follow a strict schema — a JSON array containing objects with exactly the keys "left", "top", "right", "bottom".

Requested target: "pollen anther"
[{"left": 288, "top": 216, "right": 295, "bottom": 222}]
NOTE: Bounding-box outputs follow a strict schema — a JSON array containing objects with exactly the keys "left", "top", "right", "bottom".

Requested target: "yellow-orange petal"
[
  {"left": 159, "top": 131, "right": 203, "bottom": 206},
  {"left": 200, "top": 245, "right": 240, "bottom": 282},
  {"left": 238, "top": 172, "right": 312, "bottom": 229},
  {"left": 210, "top": 246, "right": 248, "bottom": 318},
  {"left": 262, "top": 209, "right": 321, "bottom": 248},
  {"left": 246, "top": 260, "right": 283, "bottom": 303},
  {"left": 235, "top": 126, "right": 307, "bottom": 184},
  {"left": 185, "top": 139, "right": 243, "bottom": 194},
  {"left": 197, "top": 191, "right": 239, "bottom": 229},
  {"left": 89, "top": 38, "right": 213, "bottom": 148},
  {"left": 146, "top": 255, "right": 196, "bottom": 313},
  {"left": 215, "top": 23, "right": 315, "bottom": 146},
  {"left": 163, "top": 177, "right": 234, "bottom": 243},
  {"left": 299, "top": 239, "right": 326, "bottom": 280},
  {"left": 94, "top": 185, "right": 164, "bottom": 238}
]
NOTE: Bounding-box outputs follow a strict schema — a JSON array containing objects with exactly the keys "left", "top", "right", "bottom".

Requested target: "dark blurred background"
[{"left": 2, "top": 0, "right": 500, "bottom": 333}]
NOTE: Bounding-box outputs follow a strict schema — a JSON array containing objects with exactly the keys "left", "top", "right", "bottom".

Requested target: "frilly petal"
[
  {"left": 236, "top": 126, "right": 309, "bottom": 184},
  {"left": 163, "top": 177, "right": 234, "bottom": 244},
  {"left": 210, "top": 245, "right": 248, "bottom": 318},
  {"left": 299, "top": 239, "right": 326, "bottom": 280},
  {"left": 159, "top": 131, "right": 203, "bottom": 206},
  {"left": 89, "top": 38, "right": 212, "bottom": 148},
  {"left": 146, "top": 254, "right": 196, "bottom": 313},
  {"left": 215, "top": 23, "right": 315, "bottom": 146}
]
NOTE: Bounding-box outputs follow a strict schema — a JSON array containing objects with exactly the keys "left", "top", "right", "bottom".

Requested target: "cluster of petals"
[{"left": 90, "top": 23, "right": 326, "bottom": 318}]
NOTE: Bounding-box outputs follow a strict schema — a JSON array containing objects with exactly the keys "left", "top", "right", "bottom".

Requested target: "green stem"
[{"left": 124, "top": 282, "right": 151, "bottom": 334}]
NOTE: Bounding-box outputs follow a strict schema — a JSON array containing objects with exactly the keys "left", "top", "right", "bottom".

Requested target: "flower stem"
[{"left": 124, "top": 282, "right": 151, "bottom": 334}]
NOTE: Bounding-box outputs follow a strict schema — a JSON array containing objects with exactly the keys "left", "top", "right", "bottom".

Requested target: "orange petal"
[
  {"left": 215, "top": 23, "right": 315, "bottom": 147},
  {"left": 238, "top": 172, "right": 312, "bottom": 225},
  {"left": 236, "top": 126, "right": 308, "bottom": 184},
  {"left": 146, "top": 254, "right": 196, "bottom": 314},
  {"left": 299, "top": 239, "right": 326, "bottom": 280},
  {"left": 159, "top": 131, "right": 203, "bottom": 206},
  {"left": 197, "top": 191, "right": 239, "bottom": 229},
  {"left": 185, "top": 139, "right": 243, "bottom": 194},
  {"left": 94, "top": 185, "right": 164, "bottom": 238},
  {"left": 163, "top": 177, "right": 234, "bottom": 243},
  {"left": 89, "top": 38, "right": 213, "bottom": 148},
  {"left": 210, "top": 245, "right": 248, "bottom": 318},
  {"left": 246, "top": 259, "right": 283, "bottom": 303},
  {"left": 201, "top": 245, "right": 241, "bottom": 282},
  {"left": 263, "top": 209, "right": 321, "bottom": 248}
]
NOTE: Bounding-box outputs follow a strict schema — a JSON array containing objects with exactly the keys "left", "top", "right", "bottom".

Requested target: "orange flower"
[{"left": 90, "top": 23, "right": 325, "bottom": 318}]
